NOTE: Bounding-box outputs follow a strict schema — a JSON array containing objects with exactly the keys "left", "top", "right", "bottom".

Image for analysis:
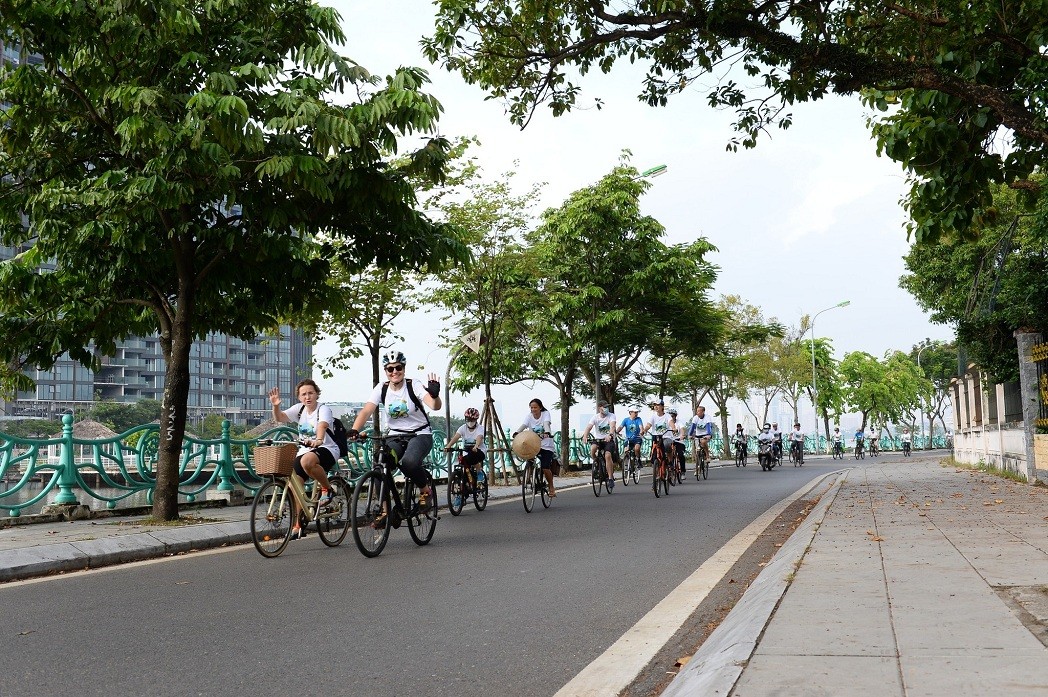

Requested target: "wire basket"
[{"left": 254, "top": 443, "right": 298, "bottom": 476}]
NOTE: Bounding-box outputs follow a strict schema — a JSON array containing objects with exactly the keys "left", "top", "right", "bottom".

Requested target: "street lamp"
[{"left": 810, "top": 300, "right": 850, "bottom": 449}]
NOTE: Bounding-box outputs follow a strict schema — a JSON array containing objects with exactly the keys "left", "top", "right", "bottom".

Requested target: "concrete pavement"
[{"left": 664, "top": 456, "right": 1048, "bottom": 696}]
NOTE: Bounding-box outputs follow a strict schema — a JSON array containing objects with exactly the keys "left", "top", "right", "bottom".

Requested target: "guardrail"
[{"left": 0, "top": 416, "right": 950, "bottom": 517}]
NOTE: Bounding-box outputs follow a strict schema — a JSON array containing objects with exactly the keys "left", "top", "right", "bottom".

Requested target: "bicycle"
[
  {"left": 854, "top": 441, "right": 865, "bottom": 460},
  {"left": 733, "top": 439, "right": 747, "bottom": 468},
  {"left": 349, "top": 433, "right": 438, "bottom": 558},
  {"left": 445, "top": 447, "right": 489, "bottom": 516},
  {"left": 790, "top": 440, "right": 804, "bottom": 466},
  {"left": 869, "top": 440, "right": 880, "bottom": 458},
  {"left": 589, "top": 438, "right": 614, "bottom": 496},
  {"left": 249, "top": 441, "right": 351, "bottom": 558},
  {"left": 650, "top": 438, "right": 670, "bottom": 498},
  {"left": 693, "top": 438, "right": 709, "bottom": 481},
  {"left": 903, "top": 441, "right": 912, "bottom": 457},
  {"left": 521, "top": 453, "right": 553, "bottom": 512},
  {"left": 620, "top": 441, "right": 641, "bottom": 486},
  {"left": 831, "top": 440, "right": 844, "bottom": 460}
]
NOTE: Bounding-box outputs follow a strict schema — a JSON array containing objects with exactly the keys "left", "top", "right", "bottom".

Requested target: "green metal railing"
[{"left": 0, "top": 416, "right": 951, "bottom": 517}]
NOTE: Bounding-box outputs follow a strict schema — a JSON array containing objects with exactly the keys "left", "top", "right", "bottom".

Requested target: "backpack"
[
  {"left": 379, "top": 378, "right": 431, "bottom": 429},
  {"left": 330, "top": 417, "right": 349, "bottom": 459}
]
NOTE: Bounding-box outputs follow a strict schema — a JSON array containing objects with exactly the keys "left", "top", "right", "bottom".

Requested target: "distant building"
[{"left": 0, "top": 37, "right": 311, "bottom": 426}]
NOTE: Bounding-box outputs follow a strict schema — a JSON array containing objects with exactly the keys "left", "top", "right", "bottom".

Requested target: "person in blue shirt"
[
  {"left": 617, "top": 405, "right": 645, "bottom": 467},
  {"left": 854, "top": 428, "right": 865, "bottom": 455}
]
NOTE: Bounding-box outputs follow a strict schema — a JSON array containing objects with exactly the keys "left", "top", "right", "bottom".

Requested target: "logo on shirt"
[{"left": 387, "top": 399, "right": 409, "bottom": 419}]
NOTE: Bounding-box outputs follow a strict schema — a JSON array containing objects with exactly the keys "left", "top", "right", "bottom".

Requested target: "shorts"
[{"left": 293, "top": 447, "right": 336, "bottom": 480}]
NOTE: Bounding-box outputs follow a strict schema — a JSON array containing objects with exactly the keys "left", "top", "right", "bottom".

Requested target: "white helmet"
[{"left": 382, "top": 350, "right": 406, "bottom": 366}]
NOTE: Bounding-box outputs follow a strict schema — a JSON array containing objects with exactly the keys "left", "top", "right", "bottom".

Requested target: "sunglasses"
[{"left": 384, "top": 365, "right": 405, "bottom": 374}]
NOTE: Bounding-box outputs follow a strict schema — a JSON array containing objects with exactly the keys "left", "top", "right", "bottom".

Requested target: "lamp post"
[
  {"left": 810, "top": 300, "right": 850, "bottom": 450},
  {"left": 916, "top": 344, "right": 929, "bottom": 449}
]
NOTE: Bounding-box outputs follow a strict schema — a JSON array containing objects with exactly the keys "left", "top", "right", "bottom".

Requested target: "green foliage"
[
  {"left": 0, "top": 1, "right": 467, "bottom": 518},
  {"left": 0, "top": 418, "right": 62, "bottom": 439},
  {"left": 426, "top": 1, "right": 1048, "bottom": 241},
  {"left": 901, "top": 184, "right": 1047, "bottom": 383},
  {"left": 840, "top": 350, "right": 929, "bottom": 428},
  {"left": 84, "top": 399, "right": 162, "bottom": 433}
]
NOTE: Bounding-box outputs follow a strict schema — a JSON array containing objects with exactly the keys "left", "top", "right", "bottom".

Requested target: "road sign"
[{"left": 462, "top": 329, "right": 482, "bottom": 353}]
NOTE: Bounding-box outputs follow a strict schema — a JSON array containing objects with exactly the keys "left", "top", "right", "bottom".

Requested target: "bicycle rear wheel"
[
  {"left": 316, "top": 476, "right": 350, "bottom": 547},
  {"left": 250, "top": 479, "right": 292, "bottom": 558},
  {"left": 351, "top": 471, "right": 390, "bottom": 558},
  {"left": 473, "top": 475, "right": 489, "bottom": 511},
  {"left": 522, "top": 462, "right": 536, "bottom": 512},
  {"left": 448, "top": 470, "right": 466, "bottom": 516},
  {"left": 406, "top": 482, "right": 437, "bottom": 546}
]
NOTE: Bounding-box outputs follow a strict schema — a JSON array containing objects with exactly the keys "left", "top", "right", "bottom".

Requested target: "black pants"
[{"left": 388, "top": 434, "right": 434, "bottom": 487}]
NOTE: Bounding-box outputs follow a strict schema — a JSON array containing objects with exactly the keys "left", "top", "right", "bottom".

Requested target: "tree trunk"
[
  {"left": 718, "top": 402, "right": 731, "bottom": 458},
  {"left": 154, "top": 313, "right": 193, "bottom": 521}
]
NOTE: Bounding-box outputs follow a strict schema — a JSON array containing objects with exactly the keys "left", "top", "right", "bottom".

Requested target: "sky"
[{"left": 314, "top": 1, "right": 955, "bottom": 431}]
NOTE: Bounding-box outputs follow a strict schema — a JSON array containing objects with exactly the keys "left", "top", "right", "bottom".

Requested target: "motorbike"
[{"left": 758, "top": 441, "right": 776, "bottom": 471}]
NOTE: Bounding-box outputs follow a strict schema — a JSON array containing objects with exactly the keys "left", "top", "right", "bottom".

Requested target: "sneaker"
[
  {"left": 417, "top": 486, "right": 431, "bottom": 510},
  {"left": 476, "top": 469, "right": 486, "bottom": 482},
  {"left": 608, "top": 479, "right": 614, "bottom": 491},
  {"left": 452, "top": 495, "right": 462, "bottom": 508}
]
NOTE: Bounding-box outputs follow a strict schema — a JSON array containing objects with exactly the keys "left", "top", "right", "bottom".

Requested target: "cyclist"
[
  {"left": 641, "top": 400, "right": 674, "bottom": 469},
  {"left": 789, "top": 422, "right": 805, "bottom": 464},
  {"left": 668, "top": 408, "right": 687, "bottom": 474},
  {"left": 444, "top": 407, "right": 486, "bottom": 499},
  {"left": 771, "top": 422, "right": 784, "bottom": 463},
  {"left": 582, "top": 401, "right": 617, "bottom": 491},
  {"left": 854, "top": 427, "right": 865, "bottom": 456},
  {"left": 901, "top": 427, "right": 912, "bottom": 454},
  {"left": 617, "top": 405, "right": 645, "bottom": 469},
  {"left": 832, "top": 427, "right": 844, "bottom": 457},
  {"left": 269, "top": 379, "right": 338, "bottom": 538},
  {"left": 868, "top": 427, "right": 880, "bottom": 457},
  {"left": 513, "top": 398, "right": 557, "bottom": 498},
  {"left": 348, "top": 350, "right": 441, "bottom": 511},
  {"left": 688, "top": 405, "right": 713, "bottom": 469},
  {"left": 731, "top": 423, "right": 747, "bottom": 461}
]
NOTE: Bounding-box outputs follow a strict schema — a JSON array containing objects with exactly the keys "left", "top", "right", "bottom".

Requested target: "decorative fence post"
[
  {"left": 52, "top": 413, "right": 79, "bottom": 505},
  {"left": 216, "top": 419, "right": 235, "bottom": 492}
]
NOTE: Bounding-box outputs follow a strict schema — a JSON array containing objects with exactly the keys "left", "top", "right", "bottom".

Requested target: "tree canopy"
[
  {"left": 0, "top": 1, "right": 467, "bottom": 518},
  {"left": 425, "top": 1, "right": 1048, "bottom": 241}
]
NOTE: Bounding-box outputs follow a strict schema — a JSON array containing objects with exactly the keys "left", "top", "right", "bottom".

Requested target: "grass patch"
[{"left": 942, "top": 456, "right": 1030, "bottom": 484}]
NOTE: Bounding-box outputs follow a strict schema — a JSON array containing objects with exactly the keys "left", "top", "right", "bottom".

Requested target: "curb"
[{"left": 662, "top": 468, "right": 851, "bottom": 697}]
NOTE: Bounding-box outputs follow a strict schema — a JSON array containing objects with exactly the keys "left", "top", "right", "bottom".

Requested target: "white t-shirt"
[
  {"left": 368, "top": 379, "right": 431, "bottom": 435},
  {"left": 282, "top": 403, "right": 339, "bottom": 460},
  {"left": 790, "top": 428, "right": 804, "bottom": 442},
  {"left": 901, "top": 432, "right": 912, "bottom": 444},
  {"left": 518, "top": 410, "right": 555, "bottom": 452},
  {"left": 690, "top": 414, "right": 712, "bottom": 437},
  {"left": 455, "top": 423, "right": 487, "bottom": 453},
  {"left": 588, "top": 413, "right": 616, "bottom": 441},
  {"left": 646, "top": 413, "right": 674, "bottom": 438},
  {"left": 757, "top": 430, "right": 774, "bottom": 444}
]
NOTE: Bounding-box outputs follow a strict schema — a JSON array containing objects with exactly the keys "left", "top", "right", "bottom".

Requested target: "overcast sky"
[{"left": 315, "top": 1, "right": 955, "bottom": 430}]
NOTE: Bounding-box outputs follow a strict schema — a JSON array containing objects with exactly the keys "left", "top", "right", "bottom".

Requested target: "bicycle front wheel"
[
  {"left": 474, "top": 475, "right": 489, "bottom": 511},
  {"left": 351, "top": 471, "right": 390, "bottom": 558},
  {"left": 522, "top": 462, "right": 536, "bottom": 512},
  {"left": 448, "top": 471, "right": 465, "bottom": 516},
  {"left": 316, "top": 476, "right": 350, "bottom": 548},
  {"left": 591, "top": 462, "right": 602, "bottom": 497},
  {"left": 250, "top": 479, "right": 293, "bottom": 558},
  {"left": 620, "top": 458, "right": 629, "bottom": 486},
  {"left": 406, "top": 482, "right": 437, "bottom": 547},
  {"left": 652, "top": 462, "right": 662, "bottom": 498},
  {"left": 701, "top": 456, "right": 709, "bottom": 480},
  {"left": 631, "top": 454, "right": 640, "bottom": 484},
  {"left": 540, "top": 473, "right": 552, "bottom": 508}
]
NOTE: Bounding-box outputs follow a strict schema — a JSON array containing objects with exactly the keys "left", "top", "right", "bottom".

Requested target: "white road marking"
[{"left": 554, "top": 470, "right": 844, "bottom": 697}]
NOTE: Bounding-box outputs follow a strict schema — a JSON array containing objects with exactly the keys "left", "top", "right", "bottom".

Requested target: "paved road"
[{"left": 0, "top": 457, "right": 848, "bottom": 696}]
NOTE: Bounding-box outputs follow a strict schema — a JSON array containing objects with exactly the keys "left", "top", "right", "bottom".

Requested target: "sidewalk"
[
  {"left": 0, "top": 471, "right": 593, "bottom": 583},
  {"left": 665, "top": 459, "right": 1048, "bottom": 696}
]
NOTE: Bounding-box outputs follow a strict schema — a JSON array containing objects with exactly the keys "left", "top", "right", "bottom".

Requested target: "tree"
[
  {"left": 910, "top": 339, "right": 958, "bottom": 444},
  {"left": 901, "top": 182, "right": 1047, "bottom": 383},
  {"left": 841, "top": 350, "right": 927, "bottom": 434},
  {"left": 667, "top": 295, "right": 781, "bottom": 456},
  {"left": 425, "top": 2, "right": 1048, "bottom": 241},
  {"left": 805, "top": 337, "right": 846, "bottom": 445},
  {"left": 85, "top": 399, "right": 163, "bottom": 433},
  {"left": 0, "top": 2, "right": 466, "bottom": 519}
]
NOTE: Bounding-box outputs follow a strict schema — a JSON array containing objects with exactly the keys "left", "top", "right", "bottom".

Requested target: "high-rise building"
[{"left": 0, "top": 35, "right": 312, "bottom": 426}]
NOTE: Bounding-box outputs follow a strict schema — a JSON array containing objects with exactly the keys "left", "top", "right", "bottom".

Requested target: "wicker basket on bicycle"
[{"left": 254, "top": 443, "right": 298, "bottom": 477}]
